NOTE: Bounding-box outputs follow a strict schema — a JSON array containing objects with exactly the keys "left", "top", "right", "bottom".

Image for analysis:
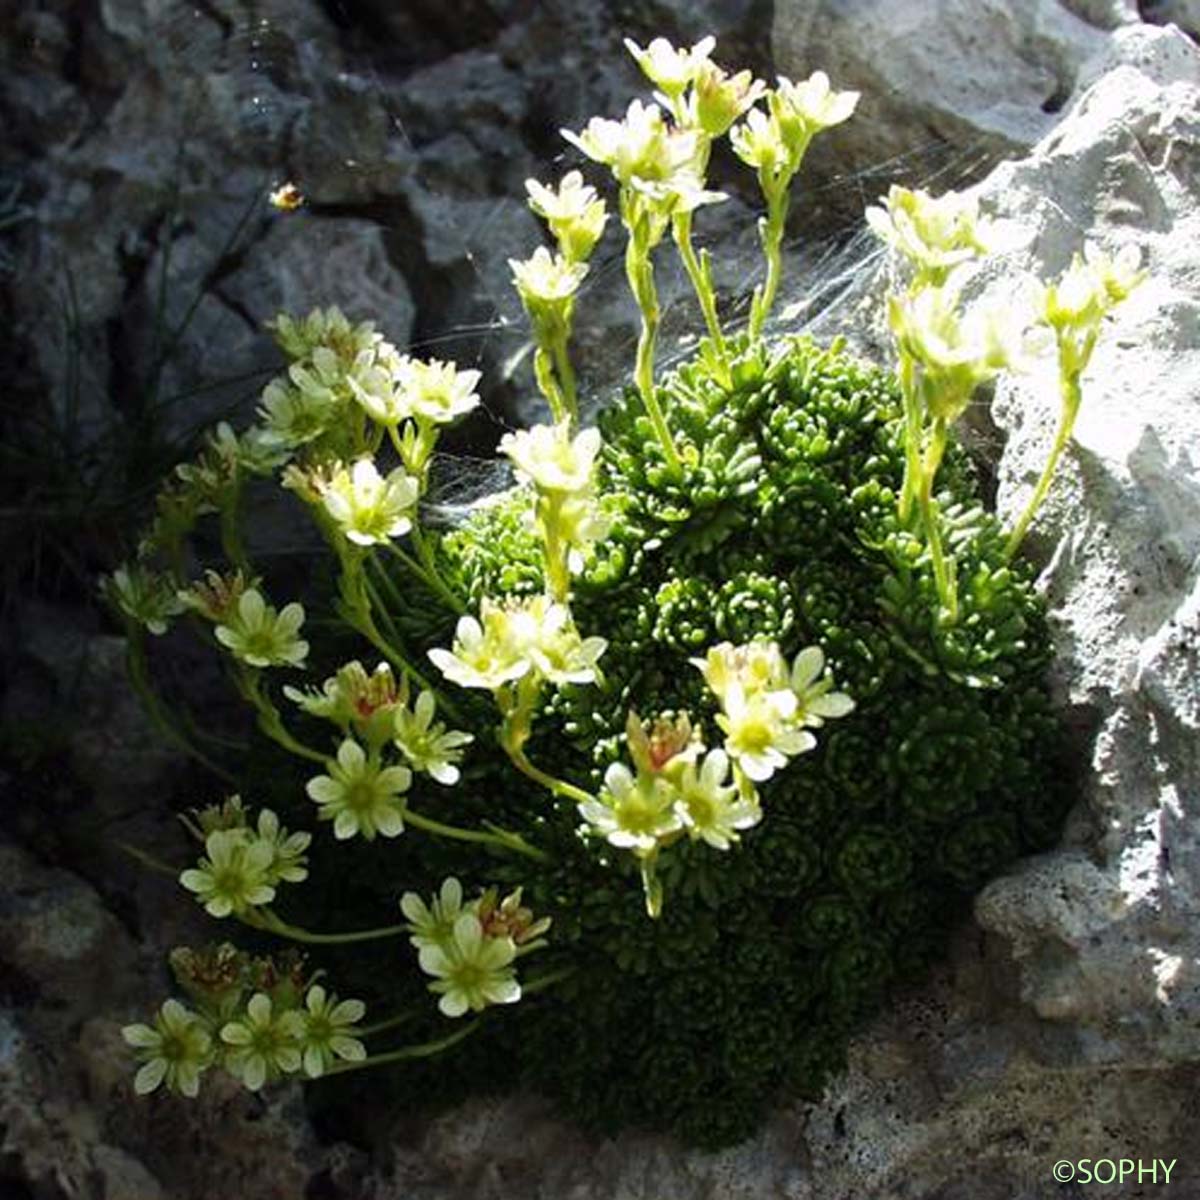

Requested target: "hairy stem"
[
  {"left": 243, "top": 907, "right": 409, "bottom": 944},
  {"left": 325, "top": 1020, "right": 480, "bottom": 1075},
  {"left": 624, "top": 229, "right": 682, "bottom": 478},
  {"left": 1004, "top": 372, "right": 1082, "bottom": 561},
  {"left": 672, "top": 210, "right": 729, "bottom": 379},
  {"left": 125, "top": 629, "right": 236, "bottom": 782},
  {"left": 404, "top": 806, "right": 549, "bottom": 862},
  {"left": 916, "top": 417, "right": 957, "bottom": 623}
]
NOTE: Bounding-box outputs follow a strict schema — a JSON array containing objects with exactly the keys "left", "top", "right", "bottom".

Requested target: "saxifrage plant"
[{"left": 105, "top": 34, "right": 1143, "bottom": 1146}]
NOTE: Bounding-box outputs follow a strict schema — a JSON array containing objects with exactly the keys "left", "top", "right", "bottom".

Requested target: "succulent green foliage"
[{"left": 422, "top": 334, "right": 1068, "bottom": 1146}]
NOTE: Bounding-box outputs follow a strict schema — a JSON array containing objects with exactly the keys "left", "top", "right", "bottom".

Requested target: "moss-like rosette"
[{"left": 302, "top": 336, "right": 1067, "bottom": 1147}]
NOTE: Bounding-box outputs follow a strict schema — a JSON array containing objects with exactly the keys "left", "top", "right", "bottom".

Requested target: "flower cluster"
[
  {"left": 179, "top": 801, "right": 311, "bottom": 918},
  {"left": 1037, "top": 241, "right": 1145, "bottom": 377},
  {"left": 429, "top": 594, "right": 606, "bottom": 693},
  {"left": 576, "top": 644, "right": 850, "bottom": 916},
  {"left": 499, "top": 421, "right": 609, "bottom": 595},
  {"left": 694, "top": 641, "right": 854, "bottom": 781},
  {"left": 401, "top": 877, "right": 549, "bottom": 1017},
  {"left": 110, "top": 26, "right": 1124, "bottom": 1147},
  {"left": 122, "top": 945, "right": 366, "bottom": 1097}
]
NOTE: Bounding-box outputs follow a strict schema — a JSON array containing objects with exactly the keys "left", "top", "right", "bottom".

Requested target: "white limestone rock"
[
  {"left": 772, "top": 0, "right": 1116, "bottom": 193},
  {"left": 963, "top": 25, "right": 1200, "bottom": 1069}
]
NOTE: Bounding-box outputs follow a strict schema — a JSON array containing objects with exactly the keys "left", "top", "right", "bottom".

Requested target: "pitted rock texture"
[{"left": 971, "top": 21, "right": 1200, "bottom": 1063}]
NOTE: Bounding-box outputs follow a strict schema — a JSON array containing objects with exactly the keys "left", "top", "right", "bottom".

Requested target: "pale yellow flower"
[
  {"left": 499, "top": 422, "right": 602, "bottom": 494},
  {"left": 319, "top": 458, "right": 419, "bottom": 546},
  {"left": 623, "top": 35, "right": 715, "bottom": 97}
]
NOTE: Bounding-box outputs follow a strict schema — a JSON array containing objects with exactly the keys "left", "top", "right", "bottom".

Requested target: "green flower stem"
[
  {"left": 124, "top": 627, "right": 237, "bottom": 782},
  {"left": 539, "top": 494, "right": 571, "bottom": 602},
  {"left": 242, "top": 906, "right": 409, "bottom": 944},
  {"left": 916, "top": 416, "right": 957, "bottom": 623},
  {"left": 235, "top": 669, "right": 329, "bottom": 765},
  {"left": 1004, "top": 371, "right": 1083, "bottom": 561},
  {"left": 533, "top": 345, "right": 567, "bottom": 425},
  {"left": 521, "top": 965, "right": 577, "bottom": 996},
  {"left": 897, "top": 351, "right": 922, "bottom": 525},
  {"left": 404, "top": 806, "right": 550, "bottom": 863},
  {"left": 672, "top": 210, "right": 729, "bottom": 379},
  {"left": 358, "top": 1011, "right": 417, "bottom": 1038},
  {"left": 748, "top": 172, "right": 791, "bottom": 342},
  {"left": 623, "top": 215, "right": 683, "bottom": 479},
  {"left": 217, "top": 482, "right": 252, "bottom": 577},
  {"left": 325, "top": 1019, "right": 481, "bottom": 1075},
  {"left": 341, "top": 561, "right": 454, "bottom": 717},
  {"left": 389, "top": 421, "right": 437, "bottom": 492},
  {"left": 117, "top": 840, "right": 182, "bottom": 879},
  {"left": 504, "top": 739, "right": 594, "bottom": 808},
  {"left": 551, "top": 330, "right": 579, "bottom": 424},
  {"left": 403, "top": 526, "right": 466, "bottom": 615}
]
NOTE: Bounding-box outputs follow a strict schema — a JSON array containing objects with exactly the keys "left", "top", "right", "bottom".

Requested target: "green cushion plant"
[{"left": 106, "top": 34, "right": 1144, "bottom": 1147}]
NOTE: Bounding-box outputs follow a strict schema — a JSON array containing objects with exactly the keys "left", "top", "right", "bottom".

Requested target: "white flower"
[
  {"left": 525, "top": 171, "right": 608, "bottom": 262},
  {"left": 509, "top": 247, "right": 589, "bottom": 306},
  {"left": 769, "top": 71, "right": 859, "bottom": 142},
  {"left": 320, "top": 458, "right": 419, "bottom": 546},
  {"left": 105, "top": 564, "right": 184, "bottom": 635},
  {"left": 253, "top": 809, "right": 311, "bottom": 885},
  {"left": 219, "top": 993, "right": 304, "bottom": 1091},
  {"left": 180, "top": 828, "right": 276, "bottom": 918},
  {"left": 865, "top": 186, "right": 1011, "bottom": 279},
  {"left": 257, "top": 377, "right": 334, "bottom": 447},
  {"left": 1083, "top": 241, "right": 1145, "bottom": 304},
  {"left": 347, "top": 347, "right": 414, "bottom": 426},
  {"left": 691, "top": 60, "right": 766, "bottom": 137},
  {"left": 417, "top": 911, "right": 521, "bottom": 1018},
  {"left": 563, "top": 99, "right": 698, "bottom": 189},
  {"left": 305, "top": 738, "right": 412, "bottom": 841},
  {"left": 428, "top": 599, "right": 535, "bottom": 691},
  {"left": 788, "top": 646, "right": 855, "bottom": 727},
  {"left": 730, "top": 107, "right": 788, "bottom": 174},
  {"left": 298, "top": 985, "right": 366, "bottom": 1078},
  {"left": 888, "top": 284, "right": 1030, "bottom": 418},
  {"left": 521, "top": 595, "right": 608, "bottom": 685},
  {"left": 393, "top": 690, "right": 474, "bottom": 785},
  {"left": 624, "top": 35, "right": 715, "bottom": 97},
  {"left": 500, "top": 422, "right": 602, "bottom": 494},
  {"left": 214, "top": 589, "right": 308, "bottom": 669},
  {"left": 690, "top": 639, "right": 789, "bottom": 705},
  {"left": 400, "top": 357, "right": 482, "bottom": 425},
  {"left": 674, "top": 748, "right": 762, "bottom": 849},
  {"left": 716, "top": 682, "right": 813, "bottom": 783},
  {"left": 400, "top": 876, "right": 470, "bottom": 950},
  {"left": 555, "top": 488, "right": 613, "bottom": 574},
  {"left": 578, "top": 761, "right": 682, "bottom": 853},
  {"left": 122, "top": 999, "right": 213, "bottom": 1097},
  {"left": 284, "top": 660, "right": 403, "bottom": 736}
]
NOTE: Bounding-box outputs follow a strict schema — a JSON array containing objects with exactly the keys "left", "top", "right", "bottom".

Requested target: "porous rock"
[
  {"left": 772, "top": 0, "right": 1117, "bottom": 216},
  {"left": 970, "top": 21, "right": 1200, "bottom": 1063}
]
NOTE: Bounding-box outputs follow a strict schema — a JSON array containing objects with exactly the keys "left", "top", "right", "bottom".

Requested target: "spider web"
[{"left": 117, "top": 4, "right": 1020, "bottom": 527}]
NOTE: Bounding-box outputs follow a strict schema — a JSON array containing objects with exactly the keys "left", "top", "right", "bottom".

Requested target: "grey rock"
[
  {"left": 1142, "top": 0, "right": 1200, "bottom": 38},
  {"left": 0, "top": 838, "right": 138, "bottom": 1014},
  {"left": 968, "top": 18, "right": 1200, "bottom": 1080},
  {"left": 772, "top": 0, "right": 1115, "bottom": 217}
]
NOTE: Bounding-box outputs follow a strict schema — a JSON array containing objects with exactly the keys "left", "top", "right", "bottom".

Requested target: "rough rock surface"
[
  {"left": 3, "top": 6, "right": 1200, "bottom": 1200},
  {"left": 772, "top": 0, "right": 1120, "bottom": 222},
  {"left": 972, "top": 21, "right": 1200, "bottom": 1058}
]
